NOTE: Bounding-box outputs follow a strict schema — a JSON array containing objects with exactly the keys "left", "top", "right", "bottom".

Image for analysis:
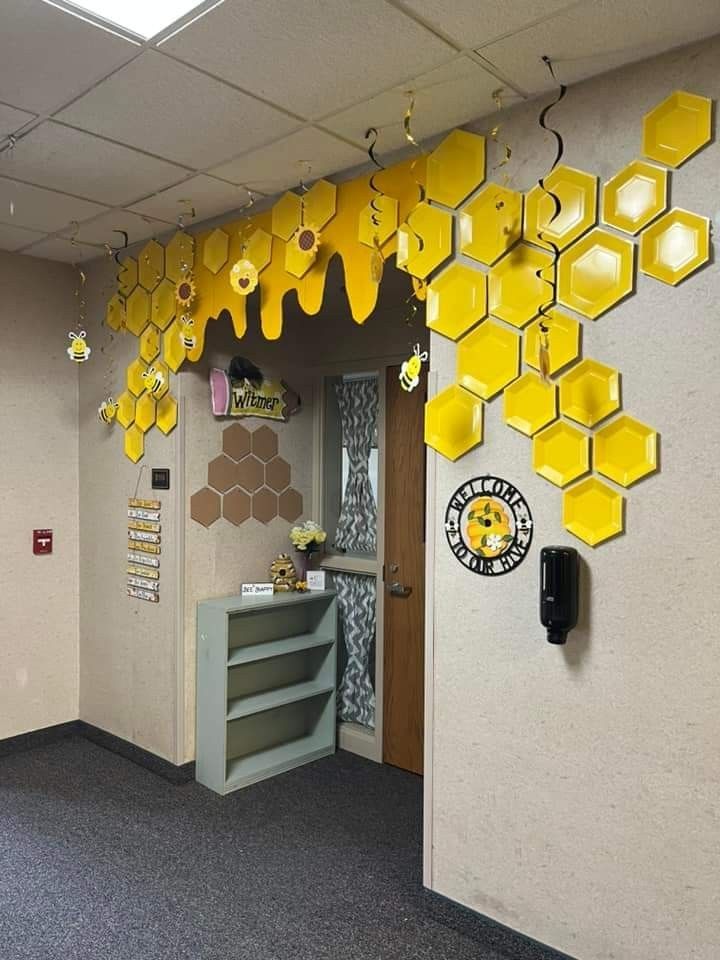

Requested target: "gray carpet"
[{"left": 0, "top": 738, "right": 571, "bottom": 960}]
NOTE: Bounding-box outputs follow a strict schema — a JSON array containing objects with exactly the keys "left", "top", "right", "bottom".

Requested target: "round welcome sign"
[{"left": 445, "top": 475, "right": 533, "bottom": 576}]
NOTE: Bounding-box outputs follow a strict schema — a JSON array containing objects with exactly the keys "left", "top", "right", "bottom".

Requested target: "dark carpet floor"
[{"left": 0, "top": 738, "right": 569, "bottom": 960}]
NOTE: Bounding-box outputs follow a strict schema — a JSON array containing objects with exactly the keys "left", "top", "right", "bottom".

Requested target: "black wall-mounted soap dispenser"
[{"left": 540, "top": 546, "right": 579, "bottom": 644}]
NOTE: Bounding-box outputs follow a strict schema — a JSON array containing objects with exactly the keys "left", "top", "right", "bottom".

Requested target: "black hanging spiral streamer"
[{"left": 365, "top": 126, "right": 385, "bottom": 229}]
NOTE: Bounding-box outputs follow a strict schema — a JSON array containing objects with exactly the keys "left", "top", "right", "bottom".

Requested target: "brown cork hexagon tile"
[
  {"left": 237, "top": 455, "right": 265, "bottom": 493},
  {"left": 208, "top": 454, "right": 238, "bottom": 493},
  {"left": 279, "top": 488, "right": 303, "bottom": 522},
  {"left": 223, "top": 423, "right": 251, "bottom": 461},
  {"left": 265, "top": 456, "right": 291, "bottom": 492},
  {"left": 223, "top": 488, "right": 251, "bottom": 526},
  {"left": 190, "top": 487, "right": 221, "bottom": 527},
  {"left": 252, "top": 425, "right": 278, "bottom": 462},
  {"left": 253, "top": 487, "right": 278, "bottom": 525}
]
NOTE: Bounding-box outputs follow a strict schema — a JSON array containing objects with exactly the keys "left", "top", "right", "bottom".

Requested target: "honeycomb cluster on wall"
[{"left": 190, "top": 423, "right": 303, "bottom": 528}]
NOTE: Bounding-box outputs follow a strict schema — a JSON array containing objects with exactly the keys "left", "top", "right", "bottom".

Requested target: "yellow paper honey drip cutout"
[{"left": 105, "top": 90, "right": 714, "bottom": 548}]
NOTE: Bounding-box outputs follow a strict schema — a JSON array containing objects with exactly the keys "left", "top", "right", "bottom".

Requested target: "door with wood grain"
[{"left": 382, "top": 365, "right": 425, "bottom": 775}]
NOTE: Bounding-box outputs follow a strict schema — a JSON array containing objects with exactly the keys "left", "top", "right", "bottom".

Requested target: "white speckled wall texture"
[
  {"left": 0, "top": 250, "right": 79, "bottom": 739},
  {"left": 428, "top": 37, "right": 720, "bottom": 960}
]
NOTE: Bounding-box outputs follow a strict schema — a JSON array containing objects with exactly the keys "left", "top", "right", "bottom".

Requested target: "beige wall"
[
  {"left": 428, "top": 37, "right": 720, "bottom": 960},
  {"left": 0, "top": 250, "right": 79, "bottom": 738}
]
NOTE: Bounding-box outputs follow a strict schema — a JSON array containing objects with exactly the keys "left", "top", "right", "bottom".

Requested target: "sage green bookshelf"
[{"left": 196, "top": 590, "right": 337, "bottom": 795}]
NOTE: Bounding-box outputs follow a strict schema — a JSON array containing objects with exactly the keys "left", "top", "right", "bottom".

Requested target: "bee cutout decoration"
[
  {"left": 67, "top": 330, "right": 91, "bottom": 363},
  {"left": 142, "top": 365, "right": 166, "bottom": 397},
  {"left": 98, "top": 397, "right": 118, "bottom": 424},
  {"left": 399, "top": 343, "right": 428, "bottom": 392},
  {"left": 179, "top": 315, "right": 196, "bottom": 350}
]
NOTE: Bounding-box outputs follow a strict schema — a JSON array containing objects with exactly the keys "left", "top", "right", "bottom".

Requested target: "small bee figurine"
[
  {"left": 179, "top": 315, "right": 196, "bottom": 350},
  {"left": 399, "top": 343, "right": 428, "bottom": 392},
  {"left": 97, "top": 397, "right": 118, "bottom": 424},
  {"left": 67, "top": 330, "right": 91, "bottom": 363},
  {"left": 142, "top": 365, "right": 166, "bottom": 396}
]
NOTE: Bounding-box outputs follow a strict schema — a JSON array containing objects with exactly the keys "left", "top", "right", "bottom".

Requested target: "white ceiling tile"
[
  {"left": 322, "top": 57, "right": 513, "bottom": 154},
  {"left": 0, "top": 0, "right": 137, "bottom": 113},
  {"left": 20, "top": 236, "right": 100, "bottom": 263},
  {"left": 0, "top": 177, "right": 107, "bottom": 233},
  {"left": 56, "top": 51, "right": 301, "bottom": 169},
  {"left": 60, "top": 209, "right": 172, "bottom": 247},
  {"left": 477, "top": 0, "right": 720, "bottom": 94},
  {"left": 128, "top": 175, "right": 256, "bottom": 223},
  {"left": 0, "top": 220, "right": 46, "bottom": 252},
  {"left": 209, "top": 128, "right": 368, "bottom": 193},
  {"left": 161, "top": 0, "right": 456, "bottom": 118},
  {"left": 10, "top": 122, "right": 188, "bottom": 206},
  {"left": 398, "top": 0, "right": 581, "bottom": 48},
  {"left": 0, "top": 102, "right": 36, "bottom": 137}
]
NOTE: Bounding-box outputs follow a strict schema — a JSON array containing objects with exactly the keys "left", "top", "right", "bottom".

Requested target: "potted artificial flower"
[{"left": 289, "top": 521, "right": 327, "bottom": 579}]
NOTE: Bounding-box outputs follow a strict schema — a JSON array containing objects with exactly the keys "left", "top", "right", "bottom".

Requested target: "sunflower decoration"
[
  {"left": 230, "top": 258, "right": 259, "bottom": 295},
  {"left": 466, "top": 498, "right": 514, "bottom": 558},
  {"left": 292, "top": 222, "right": 321, "bottom": 257},
  {"left": 175, "top": 274, "right": 197, "bottom": 309}
]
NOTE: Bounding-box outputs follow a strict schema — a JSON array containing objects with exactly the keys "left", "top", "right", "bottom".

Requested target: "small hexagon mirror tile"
[
  {"left": 135, "top": 392, "right": 156, "bottom": 434},
  {"left": 533, "top": 420, "right": 590, "bottom": 488},
  {"left": 252, "top": 426, "right": 278, "bottom": 462},
  {"left": 253, "top": 487, "right": 278, "bottom": 524},
  {"left": 642, "top": 91, "right": 713, "bottom": 168},
  {"left": 156, "top": 394, "right": 178, "bottom": 435},
  {"left": 151, "top": 278, "right": 177, "bottom": 331},
  {"left": 265, "top": 457, "right": 291, "bottom": 492},
  {"left": 459, "top": 183, "right": 523, "bottom": 266},
  {"left": 602, "top": 160, "right": 668, "bottom": 235},
  {"left": 165, "top": 231, "right": 195, "bottom": 283},
  {"left": 223, "top": 488, "right": 251, "bottom": 526},
  {"left": 639, "top": 208, "right": 710, "bottom": 285},
  {"left": 279, "top": 488, "right": 303, "bottom": 522},
  {"left": 557, "top": 228, "right": 635, "bottom": 320},
  {"left": 138, "top": 239, "right": 164, "bottom": 292},
  {"left": 523, "top": 310, "right": 580, "bottom": 376},
  {"left": 563, "top": 477, "right": 624, "bottom": 547},
  {"left": 594, "top": 414, "right": 658, "bottom": 487},
  {"left": 524, "top": 165, "right": 598, "bottom": 251},
  {"left": 223, "top": 423, "right": 251, "bottom": 461},
  {"left": 489, "top": 243, "right": 554, "bottom": 329},
  {"left": 203, "top": 228, "right": 230, "bottom": 274},
  {"left": 424, "top": 384, "right": 484, "bottom": 461},
  {"left": 559, "top": 358, "right": 620, "bottom": 428},
  {"left": 125, "top": 287, "right": 151, "bottom": 336},
  {"left": 426, "top": 130, "right": 485, "bottom": 208},
  {"left": 208, "top": 454, "right": 238, "bottom": 493},
  {"left": 457, "top": 319, "right": 520, "bottom": 400},
  {"left": 503, "top": 372, "right": 557, "bottom": 436},
  {"left": 237, "top": 456, "right": 264, "bottom": 492},
  {"left": 426, "top": 262, "right": 487, "bottom": 341},
  {"left": 396, "top": 202, "right": 453, "bottom": 280},
  {"left": 191, "top": 487, "right": 221, "bottom": 527}
]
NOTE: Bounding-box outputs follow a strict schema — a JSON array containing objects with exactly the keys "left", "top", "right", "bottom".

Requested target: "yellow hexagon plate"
[
  {"left": 559, "top": 357, "right": 620, "bottom": 427},
  {"left": 523, "top": 309, "right": 580, "bottom": 376},
  {"left": 457, "top": 319, "right": 520, "bottom": 400},
  {"left": 557, "top": 228, "right": 635, "bottom": 319},
  {"left": 533, "top": 420, "right": 590, "bottom": 487},
  {"left": 425, "top": 384, "right": 484, "bottom": 461},
  {"left": 426, "top": 129, "right": 486, "bottom": 209},
  {"left": 642, "top": 90, "right": 713, "bottom": 168},
  {"left": 488, "top": 243, "right": 554, "bottom": 329},
  {"left": 156, "top": 394, "right": 178, "bottom": 435},
  {"left": 243, "top": 227, "right": 273, "bottom": 272},
  {"left": 115, "top": 391, "right": 136, "bottom": 429},
  {"left": 127, "top": 358, "right": 149, "bottom": 398},
  {"left": 426, "top": 262, "right": 487, "bottom": 341},
  {"left": 358, "top": 194, "right": 399, "bottom": 248},
  {"left": 202, "top": 228, "right": 230, "bottom": 274},
  {"left": 165, "top": 231, "right": 195, "bottom": 283},
  {"left": 524, "top": 165, "right": 598, "bottom": 251},
  {"left": 304, "top": 179, "right": 336, "bottom": 229},
  {"left": 140, "top": 324, "right": 160, "bottom": 363},
  {"left": 150, "top": 278, "right": 176, "bottom": 331},
  {"left": 563, "top": 477, "right": 624, "bottom": 547},
  {"left": 118, "top": 256, "right": 138, "bottom": 296},
  {"left": 125, "top": 287, "right": 151, "bottom": 336},
  {"left": 639, "top": 207, "right": 710, "bottom": 285},
  {"left": 271, "top": 192, "right": 303, "bottom": 240},
  {"left": 602, "top": 160, "right": 667, "bottom": 235},
  {"left": 396, "top": 202, "right": 453, "bottom": 280},
  {"left": 285, "top": 242, "right": 316, "bottom": 279},
  {"left": 163, "top": 322, "right": 186, "bottom": 373},
  {"left": 124, "top": 424, "right": 145, "bottom": 464},
  {"left": 503, "top": 371, "right": 557, "bottom": 436},
  {"left": 459, "top": 183, "right": 523, "bottom": 266},
  {"left": 106, "top": 294, "right": 125, "bottom": 332},
  {"left": 594, "top": 414, "right": 658, "bottom": 487},
  {"left": 135, "top": 392, "right": 156, "bottom": 434},
  {"left": 138, "top": 239, "right": 164, "bottom": 292}
]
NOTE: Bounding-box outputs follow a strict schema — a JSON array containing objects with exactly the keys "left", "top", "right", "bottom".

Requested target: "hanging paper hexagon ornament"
[
  {"left": 426, "top": 130, "right": 486, "bottom": 208},
  {"left": 202, "top": 228, "right": 229, "bottom": 274},
  {"left": 138, "top": 239, "right": 164, "bottom": 292},
  {"left": 230, "top": 259, "right": 259, "bottom": 295},
  {"left": 165, "top": 231, "right": 195, "bottom": 283}
]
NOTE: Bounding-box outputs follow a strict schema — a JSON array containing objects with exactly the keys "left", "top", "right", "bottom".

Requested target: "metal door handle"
[{"left": 387, "top": 581, "right": 412, "bottom": 598}]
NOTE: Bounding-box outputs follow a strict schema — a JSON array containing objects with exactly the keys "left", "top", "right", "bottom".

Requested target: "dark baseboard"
[{"left": 0, "top": 720, "right": 195, "bottom": 785}]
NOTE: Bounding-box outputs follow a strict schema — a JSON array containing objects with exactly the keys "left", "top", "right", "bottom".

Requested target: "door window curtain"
[{"left": 334, "top": 377, "right": 378, "bottom": 727}]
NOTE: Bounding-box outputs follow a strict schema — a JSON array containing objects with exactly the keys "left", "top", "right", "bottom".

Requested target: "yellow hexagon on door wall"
[
  {"left": 151, "top": 278, "right": 177, "bottom": 331},
  {"left": 594, "top": 414, "right": 658, "bottom": 487},
  {"left": 396, "top": 202, "right": 453, "bottom": 280},
  {"left": 164, "top": 231, "right": 195, "bottom": 283},
  {"left": 138, "top": 239, "right": 164, "bottom": 292},
  {"left": 426, "top": 262, "right": 487, "bottom": 341},
  {"left": 424, "top": 384, "right": 484, "bottom": 461},
  {"left": 503, "top": 372, "right": 557, "bottom": 436},
  {"left": 459, "top": 183, "right": 523, "bottom": 266},
  {"left": 601, "top": 160, "right": 668, "bottom": 235},
  {"left": 358, "top": 194, "right": 399, "bottom": 248},
  {"left": 524, "top": 165, "right": 598, "bottom": 251},
  {"left": 523, "top": 310, "right": 580, "bottom": 376},
  {"left": 202, "top": 228, "right": 230, "bottom": 274},
  {"left": 639, "top": 208, "right": 710, "bottom": 285},
  {"left": 456, "top": 319, "right": 520, "bottom": 400},
  {"left": 642, "top": 90, "right": 713, "bottom": 168},
  {"left": 488, "top": 243, "right": 554, "bottom": 329},
  {"left": 125, "top": 287, "right": 151, "bottom": 337},
  {"left": 559, "top": 358, "right": 620, "bottom": 428},
  {"left": 426, "top": 130, "right": 485, "bottom": 208},
  {"left": 557, "top": 228, "right": 635, "bottom": 319},
  {"left": 563, "top": 476, "right": 624, "bottom": 547}
]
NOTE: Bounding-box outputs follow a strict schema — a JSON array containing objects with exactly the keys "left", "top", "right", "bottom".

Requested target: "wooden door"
[{"left": 383, "top": 365, "right": 425, "bottom": 775}]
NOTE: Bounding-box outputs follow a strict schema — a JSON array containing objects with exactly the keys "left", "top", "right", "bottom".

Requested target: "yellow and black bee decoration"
[
  {"left": 97, "top": 397, "right": 118, "bottom": 424},
  {"left": 67, "top": 330, "right": 91, "bottom": 363},
  {"left": 142, "top": 365, "right": 166, "bottom": 397},
  {"left": 179, "top": 315, "right": 196, "bottom": 350},
  {"left": 399, "top": 343, "right": 428, "bottom": 392}
]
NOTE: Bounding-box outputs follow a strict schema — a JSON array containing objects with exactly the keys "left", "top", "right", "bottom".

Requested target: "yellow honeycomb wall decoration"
[{"left": 103, "top": 91, "right": 713, "bottom": 548}]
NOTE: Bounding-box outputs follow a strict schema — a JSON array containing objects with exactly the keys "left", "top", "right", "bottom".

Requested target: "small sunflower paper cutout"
[
  {"left": 230, "top": 259, "right": 259, "bottom": 295},
  {"left": 175, "top": 275, "right": 197, "bottom": 309},
  {"left": 292, "top": 223, "right": 321, "bottom": 255}
]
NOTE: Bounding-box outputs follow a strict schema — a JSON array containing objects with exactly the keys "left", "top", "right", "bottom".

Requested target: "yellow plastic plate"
[
  {"left": 639, "top": 207, "right": 710, "bottom": 286},
  {"left": 559, "top": 358, "right": 620, "bottom": 428},
  {"left": 524, "top": 165, "right": 598, "bottom": 251},
  {"left": 533, "top": 420, "right": 590, "bottom": 487},
  {"left": 557, "top": 228, "right": 634, "bottom": 320},
  {"left": 594, "top": 414, "right": 657, "bottom": 486},
  {"left": 642, "top": 90, "right": 713, "bottom": 168},
  {"left": 425, "top": 384, "right": 484, "bottom": 461},
  {"left": 563, "top": 476, "right": 624, "bottom": 547},
  {"left": 601, "top": 160, "right": 667, "bottom": 235}
]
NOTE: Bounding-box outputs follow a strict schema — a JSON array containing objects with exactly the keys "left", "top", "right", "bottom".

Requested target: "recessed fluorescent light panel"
[{"left": 53, "top": 0, "right": 216, "bottom": 40}]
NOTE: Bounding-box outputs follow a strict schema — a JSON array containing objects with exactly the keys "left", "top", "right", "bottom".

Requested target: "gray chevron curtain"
[{"left": 334, "top": 377, "right": 378, "bottom": 727}]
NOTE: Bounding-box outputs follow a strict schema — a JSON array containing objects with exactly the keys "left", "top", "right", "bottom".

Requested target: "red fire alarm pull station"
[{"left": 33, "top": 529, "right": 53, "bottom": 555}]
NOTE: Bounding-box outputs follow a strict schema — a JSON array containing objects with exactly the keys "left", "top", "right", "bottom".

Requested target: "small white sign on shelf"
[
  {"left": 241, "top": 582, "right": 275, "bottom": 598},
  {"left": 306, "top": 570, "right": 326, "bottom": 592}
]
